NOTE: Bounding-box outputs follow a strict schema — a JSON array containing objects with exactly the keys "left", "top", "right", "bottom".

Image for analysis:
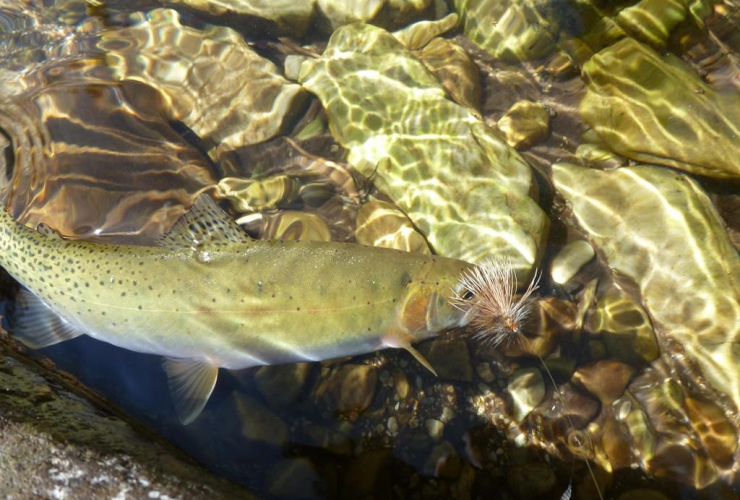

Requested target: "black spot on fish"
[{"left": 121, "top": 292, "right": 126, "bottom": 297}]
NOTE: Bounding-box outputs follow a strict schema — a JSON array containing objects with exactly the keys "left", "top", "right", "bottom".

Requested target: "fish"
[{"left": 0, "top": 195, "right": 477, "bottom": 424}]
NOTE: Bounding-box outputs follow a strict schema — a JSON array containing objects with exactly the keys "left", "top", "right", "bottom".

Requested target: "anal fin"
[
  {"left": 162, "top": 357, "right": 219, "bottom": 425},
  {"left": 12, "top": 288, "right": 85, "bottom": 349},
  {"left": 383, "top": 327, "right": 438, "bottom": 376}
]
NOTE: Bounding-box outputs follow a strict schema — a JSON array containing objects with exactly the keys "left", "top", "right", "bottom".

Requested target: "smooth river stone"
[
  {"left": 316, "top": 0, "right": 435, "bottom": 33},
  {"left": 451, "top": 0, "right": 562, "bottom": 61},
  {"left": 496, "top": 100, "right": 550, "bottom": 150},
  {"left": 613, "top": 0, "right": 714, "bottom": 48},
  {"left": 159, "top": 0, "right": 317, "bottom": 36},
  {"left": 99, "top": 9, "right": 308, "bottom": 162},
  {"left": 415, "top": 37, "right": 482, "bottom": 114},
  {"left": 299, "top": 23, "right": 548, "bottom": 270},
  {"left": 392, "top": 13, "right": 459, "bottom": 50},
  {"left": 550, "top": 240, "right": 594, "bottom": 284},
  {"left": 552, "top": 163, "right": 740, "bottom": 414},
  {"left": 0, "top": 76, "right": 216, "bottom": 241},
  {"left": 581, "top": 38, "right": 740, "bottom": 179},
  {"left": 355, "top": 200, "right": 431, "bottom": 254}
]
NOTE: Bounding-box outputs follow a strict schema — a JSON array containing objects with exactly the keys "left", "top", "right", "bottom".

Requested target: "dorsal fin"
[
  {"left": 162, "top": 357, "right": 219, "bottom": 425},
  {"left": 11, "top": 288, "right": 85, "bottom": 348},
  {"left": 156, "top": 194, "right": 251, "bottom": 250}
]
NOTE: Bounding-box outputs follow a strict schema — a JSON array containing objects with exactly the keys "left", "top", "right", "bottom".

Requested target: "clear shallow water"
[{"left": 1, "top": 1, "right": 740, "bottom": 499}]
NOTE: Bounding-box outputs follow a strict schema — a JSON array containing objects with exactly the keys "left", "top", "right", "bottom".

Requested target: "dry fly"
[
  {"left": 451, "top": 258, "right": 603, "bottom": 500},
  {"left": 451, "top": 257, "right": 540, "bottom": 348}
]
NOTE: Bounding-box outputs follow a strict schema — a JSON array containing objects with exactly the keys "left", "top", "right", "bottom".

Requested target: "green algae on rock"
[
  {"left": 580, "top": 38, "right": 740, "bottom": 179},
  {"left": 299, "top": 23, "right": 548, "bottom": 270},
  {"left": 552, "top": 163, "right": 740, "bottom": 417},
  {"left": 451, "top": 0, "right": 562, "bottom": 61},
  {"left": 99, "top": 9, "right": 308, "bottom": 162}
]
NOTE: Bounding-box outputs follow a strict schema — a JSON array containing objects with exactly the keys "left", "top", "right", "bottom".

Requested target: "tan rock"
[
  {"left": 573, "top": 360, "right": 635, "bottom": 405},
  {"left": 100, "top": 9, "right": 308, "bottom": 162}
]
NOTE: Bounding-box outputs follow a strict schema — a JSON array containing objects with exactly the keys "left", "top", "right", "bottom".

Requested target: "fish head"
[{"left": 397, "top": 259, "right": 477, "bottom": 339}]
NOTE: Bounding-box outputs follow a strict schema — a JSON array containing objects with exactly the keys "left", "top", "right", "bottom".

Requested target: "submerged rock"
[
  {"left": 239, "top": 211, "right": 334, "bottom": 241},
  {"left": 496, "top": 100, "right": 550, "bottom": 150},
  {"left": 587, "top": 283, "right": 660, "bottom": 366},
  {"left": 613, "top": 0, "right": 714, "bottom": 48},
  {"left": 218, "top": 175, "right": 301, "bottom": 212},
  {"left": 100, "top": 9, "right": 308, "bottom": 162},
  {"left": 507, "top": 367, "right": 545, "bottom": 423},
  {"left": 685, "top": 397, "right": 738, "bottom": 467},
  {"left": 550, "top": 240, "right": 595, "bottom": 285},
  {"left": 573, "top": 360, "right": 634, "bottom": 405},
  {"left": 393, "top": 13, "right": 459, "bottom": 50},
  {"left": 315, "top": 364, "right": 379, "bottom": 414},
  {"left": 300, "top": 23, "right": 548, "bottom": 271},
  {"left": 553, "top": 163, "right": 740, "bottom": 422},
  {"left": 581, "top": 38, "right": 740, "bottom": 179},
  {"left": 452, "top": 0, "right": 563, "bottom": 61},
  {"left": 160, "top": 0, "right": 317, "bottom": 37},
  {"left": 316, "top": 0, "right": 436, "bottom": 33},
  {"left": 416, "top": 37, "right": 483, "bottom": 114},
  {"left": 354, "top": 200, "right": 431, "bottom": 253},
  {"left": 0, "top": 76, "right": 216, "bottom": 241}
]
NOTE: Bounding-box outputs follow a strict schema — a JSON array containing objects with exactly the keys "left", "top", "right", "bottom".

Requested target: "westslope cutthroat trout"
[{"left": 0, "top": 195, "right": 476, "bottom": 424}]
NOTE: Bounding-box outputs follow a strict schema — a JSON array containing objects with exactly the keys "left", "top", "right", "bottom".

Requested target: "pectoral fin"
[
  {"left": 11, "top": 288, "right": 84, "bottom": 348},
  {"left": 162, "top": 357, "right": 219, "bottom": 425},
  {"left": 384, "top": 328, "right": 437, "bottom": 376}
]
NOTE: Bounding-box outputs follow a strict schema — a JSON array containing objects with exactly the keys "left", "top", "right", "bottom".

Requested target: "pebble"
[
  {"left": 507, "top": 368, "right": 545, "bottom": 423},
  {"left": 393, "top": 369, "right": 410, "bottom": 399},
  {"left": 387, "top": 417, "right": 399, "bottom": 436},
  {"left": 426, "top": 419, "right": 445, "bottom": 441},
  {"left": 550, "top": 240, "right": 595, "bottom": 284},
  {"left": 475, "top": 362, "right": 495, "bottom": 383},
  {"left": 573, "top": 360, "right": 635, "bottom": 405}
]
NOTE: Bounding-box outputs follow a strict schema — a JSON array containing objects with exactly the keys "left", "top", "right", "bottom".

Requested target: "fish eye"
[{"left": 461, "top": 289, "right": 474, "bottom": 301}]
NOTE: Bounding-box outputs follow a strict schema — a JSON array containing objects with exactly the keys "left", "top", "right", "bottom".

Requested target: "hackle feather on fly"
[{"left": 451, "top": 258, "right": 540, "bottom": 348}]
